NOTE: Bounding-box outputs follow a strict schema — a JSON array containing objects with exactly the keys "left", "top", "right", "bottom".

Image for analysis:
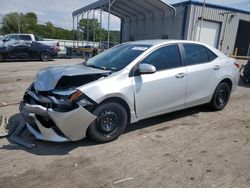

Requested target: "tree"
[
  {"left": 22, "top": 12, "right": 38, "bottom": 33},
  {"left": 78, "top": 18, "right": 100, "bottom": 41},
  {"left": 78, "top": 18, "right": 120, "bottom": 43},
  {"left": 45, "top": 22, "right": 55, "bottom": 38},
  {"left": 0, "top": 12, "right": 120, "bottom": 43},
  {"left": 1, "top": 12, "right": 21, "bottom": 34}
]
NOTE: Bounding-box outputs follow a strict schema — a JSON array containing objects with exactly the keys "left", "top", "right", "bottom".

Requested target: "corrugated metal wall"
[
  {"left": 121, "top": 2, "right": 250, "bottom": 56},
  {"left": 121, "top": 14, "right": 176, "bottom": 42},
  {"left": 186, "top": 4, "right": 250, "bottom": 55},
  {"left": 120, "top": 5, "right": 188, "bottom": 42}
]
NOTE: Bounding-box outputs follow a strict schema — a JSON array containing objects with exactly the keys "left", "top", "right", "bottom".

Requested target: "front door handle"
[
  {"left": 175, "top": 73, "right": 186, "bottom": 79},
  {"left": 213, "top": 65, "right": 221, "bottom": 70}
]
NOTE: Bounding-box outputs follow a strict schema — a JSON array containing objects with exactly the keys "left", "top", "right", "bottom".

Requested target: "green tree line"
[{"left": 0, "top": 12, "right": 120, "bottom": 43}]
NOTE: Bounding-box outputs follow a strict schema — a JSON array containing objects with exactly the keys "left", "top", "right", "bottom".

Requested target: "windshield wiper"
[{"left": 86, "top": 64, "right": 112, "bottom": 71}]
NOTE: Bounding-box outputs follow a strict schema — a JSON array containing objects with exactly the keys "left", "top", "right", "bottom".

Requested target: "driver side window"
[
  {"left": 7, "top": 35, "right": 18, "bottom": 41},
  {"left": 4, "top": 35, "right": 20, "bottom": 45},
  {"left": 141, "top": 44, "right": 181, "bottom": 71}
]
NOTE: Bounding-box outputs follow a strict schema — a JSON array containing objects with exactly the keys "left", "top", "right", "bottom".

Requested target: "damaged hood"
[{"left": 34, "top": 64, "right": 111, "bottom": 91}]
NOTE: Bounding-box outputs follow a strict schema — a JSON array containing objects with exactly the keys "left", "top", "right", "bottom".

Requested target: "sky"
[{"left": 0, "top": 0, "right": 249, "bottom": 31}]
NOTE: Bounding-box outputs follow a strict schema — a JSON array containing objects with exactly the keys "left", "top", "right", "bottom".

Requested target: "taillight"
[
  {"left": 234, "top": 62, "right": 240, "bottom": 69},
  {"left": 52, "top": 45, "right": 60, "bottom": 52}
]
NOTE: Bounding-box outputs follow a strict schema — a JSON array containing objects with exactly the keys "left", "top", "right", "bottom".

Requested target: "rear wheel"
[
  {"left": 40, "top": 52, "right": 51, "bottom": 61},
  {"left": 210, "top": 82, "right": 231, "bottom": 111},
  {"left": 87, "top": 102, "right": 128, "bottom": 143}
]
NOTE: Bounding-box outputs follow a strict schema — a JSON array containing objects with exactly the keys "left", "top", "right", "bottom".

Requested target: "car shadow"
[
  {"left": 125, "top": 105, "right": 210, "bottom": 133},
  {"left": 0, "top": 105, "right": 211, "bottom": 155}
]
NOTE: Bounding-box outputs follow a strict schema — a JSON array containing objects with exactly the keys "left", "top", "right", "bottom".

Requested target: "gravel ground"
[{"left": 0, "top": 59, "right": 250, "bottom": 188}]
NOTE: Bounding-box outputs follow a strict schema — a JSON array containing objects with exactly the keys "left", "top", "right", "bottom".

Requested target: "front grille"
[
  {"left": 36, "top": 115, "right": 52, "bottom": 128},
  {"left": 24, "top": 92, "right": 52, "bottom": 108}
]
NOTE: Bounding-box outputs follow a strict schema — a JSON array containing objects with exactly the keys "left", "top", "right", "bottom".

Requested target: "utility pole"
[
  {"left": 100, "top": 8, "right": 103, "bottom": 44},
  {"left": 87, "top": 11, "right": 90, "bottom": 45},
  {"left": 72, "top": 16, "right": 75, "bottom": 47},
  {"left": 17, "top": 14, "right": 21, "bottom": 34},
  {"left": 107, "top": 0, "right": 116, "bottom": 49},
  {"left": 198, "top": 0, "right": 206, "bottom": 42},
  {"left": 107, "top": 0, "right": 111, "bottom": 49},
  {"left": 93, "top": 10, "right": 96, "bottom": 47}
]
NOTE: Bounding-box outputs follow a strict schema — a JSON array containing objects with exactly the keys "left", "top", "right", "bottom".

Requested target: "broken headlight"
[
  {"left": 68, "top": 90, "right": 83, "bottom": 102},
  {"left": 69, "top": 90, "right": 95, "bottom": 108},
  {"left": 51, "top": 89, "right": 95, "bottom": 111}
]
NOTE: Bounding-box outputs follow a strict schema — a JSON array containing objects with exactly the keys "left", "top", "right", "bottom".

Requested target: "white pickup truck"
[{"left": 0, "top": 34, "right": 59, "bottom": 50}]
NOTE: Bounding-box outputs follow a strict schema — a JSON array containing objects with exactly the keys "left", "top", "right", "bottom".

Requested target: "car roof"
[
  {"left": 4, "top": 34, "right": 33, "bottom": 36},
  {"left": 123, "top": 39, "right": 229, "bottom": 60},
  {"left": 125, "top": 39, "right": 206, "bottom": 46}
]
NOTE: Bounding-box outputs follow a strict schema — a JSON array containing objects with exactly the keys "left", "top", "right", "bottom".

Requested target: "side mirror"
[
  {"left": 2, "top": 39, "right": 8, "bottom": 42},
  {"left": 138, "top": 64, "right": 156, "bottom": 74}
]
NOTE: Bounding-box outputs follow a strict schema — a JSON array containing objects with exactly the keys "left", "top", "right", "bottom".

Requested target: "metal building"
[
  {"left": 73, "top": 0, "right": 250, "bottom": 56},
  {"left": 171, "top": 1, "right": 250, "bottom": 57},
  {"left": 72, "top": 0, "right": 176, "bottom": 48}
]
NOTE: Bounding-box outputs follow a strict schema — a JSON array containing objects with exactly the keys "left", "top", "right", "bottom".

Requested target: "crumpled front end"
[{"left": 20, "top": 85, "right": 97, "bottom": 142}]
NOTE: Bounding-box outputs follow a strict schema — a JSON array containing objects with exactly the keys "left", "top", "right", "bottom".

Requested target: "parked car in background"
[
  {"left": 1, "top": 34, "right": 59, "bottom": 50},
  {"left": 0, "top": 35, "right": 58, "bottom": 61},
  {"left": 20, "top": 40, "right": 239, "bottom": 143},
  {"left": 99, "top": 41, "right": 115, "bottom": 50}
]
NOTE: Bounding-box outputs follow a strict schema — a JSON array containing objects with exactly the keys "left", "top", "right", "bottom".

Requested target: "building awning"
[{"left": 72, "top": 0, "right": 176, "bottom": 19}]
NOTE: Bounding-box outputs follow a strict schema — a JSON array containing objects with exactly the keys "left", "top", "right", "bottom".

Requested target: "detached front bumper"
[{"left": 20, "top": 92, "right": 96, "bottom": 142}]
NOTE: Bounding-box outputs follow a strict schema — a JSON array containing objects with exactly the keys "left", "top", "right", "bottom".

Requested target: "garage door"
[{"left": 195, "top": 20, "right": 221, "bottom": 48}]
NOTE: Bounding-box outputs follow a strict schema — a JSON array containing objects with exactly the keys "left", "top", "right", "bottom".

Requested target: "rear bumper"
[{"left": 20, "top": 101, "right": 96, "bottom": 142}]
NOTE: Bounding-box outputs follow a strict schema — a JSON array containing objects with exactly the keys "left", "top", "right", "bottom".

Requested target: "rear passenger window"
[
  {"left": 183, "top": 44, "right": 217, "bottom": 66},
  {"left": 19, "top": 35, "right": 32, "bottom": 41},
  {"left": 141, "top": 45, "right": 181, "bottom": 71},
  {"left": 208, "top": 50, "right": 217, "bottom": 61}
]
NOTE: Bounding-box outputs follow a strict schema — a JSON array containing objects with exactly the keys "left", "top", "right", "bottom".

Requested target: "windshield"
[
  {"left": 1, "top": 35, "right": 8, "bottom": 41},
  {"left": 86, "top": 44, "right": 151, "bottom": 71}
]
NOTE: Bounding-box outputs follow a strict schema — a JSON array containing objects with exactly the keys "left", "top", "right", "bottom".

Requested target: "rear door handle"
[
  {"left": 175, "top": 73, "right": 186, "bottom": 79},
  {"left": 213, "top": 65, "right": 221, "bottom": 70}
]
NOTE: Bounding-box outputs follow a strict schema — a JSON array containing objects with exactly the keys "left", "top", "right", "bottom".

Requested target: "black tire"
[
  {"left": 40, "top": 52, "right": 51, "bottom": 61},
  {"left": 87, "top": 102, "right": 128, "bottom": 143},
  {"left": 210, "top": 82, "right": 231, "bottom": 111}
]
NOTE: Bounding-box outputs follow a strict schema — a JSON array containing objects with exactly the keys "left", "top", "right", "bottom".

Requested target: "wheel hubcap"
[
  {"left": 42, "top": 53, "right": 49, "bottom": 61},
  {"left": 216, "top": 88, "right": 228, "bottom": 107},
  {"left": 97, "top": 110, "right": 119, "bottom": 135}
]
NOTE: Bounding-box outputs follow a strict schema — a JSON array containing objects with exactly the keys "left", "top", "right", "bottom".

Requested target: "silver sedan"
[{"left": 20, "top": 40, "right": 240, "bottom": 143}]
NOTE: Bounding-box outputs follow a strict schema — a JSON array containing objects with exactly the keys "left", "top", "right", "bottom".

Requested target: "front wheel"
[
  {"left": 210, "top": 82, "right": 231, "bottom": 111},
  {"left": 87, "top": 102, "right": 128, "bottom": 143},
  {"left": 40, "top": 52, "right": 51, "bottom": 61}
]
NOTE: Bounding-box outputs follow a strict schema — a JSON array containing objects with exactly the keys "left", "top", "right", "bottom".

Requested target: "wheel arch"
[
  {"left": 98, "top": 97, "right": 131, "bottom": 124},
  {"left": 219, "top": 78, "right": 233, "bottom": 91},
  {"left": 209, "top": 77, "right": 233, "bottom": 102},
  {"left": 40, "top": 50, "right": 51, "bottom": 56}
]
